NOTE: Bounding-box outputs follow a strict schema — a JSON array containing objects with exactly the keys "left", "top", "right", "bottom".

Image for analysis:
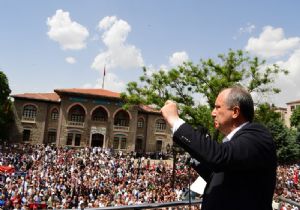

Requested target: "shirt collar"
[{"left": 223, "top": 122, "right": 249, "bottom": 142}]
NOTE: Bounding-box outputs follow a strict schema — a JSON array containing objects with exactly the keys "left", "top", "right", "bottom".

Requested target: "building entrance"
[{"left": 91, "top": 133, "right": 104, "bottom": 147}]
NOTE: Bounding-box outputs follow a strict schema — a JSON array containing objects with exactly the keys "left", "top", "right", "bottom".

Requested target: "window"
[
  {"left": 23, "top": 105, "right": 37, "bottom": 119},
  {"left": 66, "top": 133, "right": 81, "bottom": 146},
  {"left": 23, "top": 129, "right": 31, "bottom": 141},
  {"left": 71, "top": 114, "right": 84, "bottom": 122},
  {"left": 92, "top": 107, "right": 108, "bottom": 121},
  {"left": 47, "top": 131, "right": 56, "bottom": 143},
  {"left": 156, "top": 140, "right": 163, "bottom": 152},
  {"left": 75, "top": 134, "right": 81, "bottom": 146},
  {"left": 135, "top": 138, "right": 143, "bottom": 152},
  {"left": 291, "top": 105, "right": 295, "bottom": 112},
  {"left": 113, "top": 135, "right": 127, "bottom": 150},
  {"left": 137, "top": 118, "right": 144, "bottom": 128},
  {"left": 51, "top": 109, "right": 59, "bottom": 121},
  {"left": 155, "top": 119, "right": 166, "bottom": 131},
  {"left": 114, "top": 110, "right": 129, "bottom": 126},
  {"left": 113, "top": 137, "right": 119, "bottom": 149},
  {"left": 68, "top": 105, "right": 85, "bottom": 122},
  {"left": 66, "top": 133, "right": 73, "bottom": 145},
  {"left": 120, "top": 137, "right": 127, "bottom": 149}
]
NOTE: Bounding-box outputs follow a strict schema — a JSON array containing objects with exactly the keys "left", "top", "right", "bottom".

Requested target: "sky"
[{"left": 1, "top": 0, "right": 300, "bottom": 107}]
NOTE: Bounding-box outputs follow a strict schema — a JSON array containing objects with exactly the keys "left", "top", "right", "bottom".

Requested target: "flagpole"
[{"left": 102, "top": 65, "right": 106, "bottom": 89}]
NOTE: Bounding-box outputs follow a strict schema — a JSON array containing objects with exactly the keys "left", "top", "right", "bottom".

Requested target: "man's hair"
[{"left": 225, "top": 86, "right": 254, "bottom": 122}]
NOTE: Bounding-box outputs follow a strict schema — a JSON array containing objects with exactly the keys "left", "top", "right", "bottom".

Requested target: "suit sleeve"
[
  {"left": 173, "top": 123, "right": 276, "bottom": 172},
  {"left": 191, "top": 162, "right": 213, "bottom": 182}
]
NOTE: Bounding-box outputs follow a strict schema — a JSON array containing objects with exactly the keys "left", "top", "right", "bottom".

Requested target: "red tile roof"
[
  {"left": 12, "top": 93, "right": 60, "bottom": 102},
  {"left": 138, "top": 105, "right": 161, "bottom": 113},
  {"left": 286, "top": 100, "right": 300, "bottom": 105},
  {"left": 54, "top": 88, "right": 120, "bottom": 99}
]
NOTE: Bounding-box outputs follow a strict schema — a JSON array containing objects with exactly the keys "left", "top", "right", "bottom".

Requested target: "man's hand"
[{"left": 160, "top": 100, "right": 180, "bottom": 128}]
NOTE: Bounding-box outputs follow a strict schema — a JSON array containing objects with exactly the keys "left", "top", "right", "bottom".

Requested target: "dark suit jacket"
[{"left": 173, "top": 122, "right": 277, "bottom": 210}]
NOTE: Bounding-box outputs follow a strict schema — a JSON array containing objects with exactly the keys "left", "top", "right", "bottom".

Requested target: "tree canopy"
[
  {"left": 0, "top": 70, "right": 14, "bottom": 141},
  {"left": 290, "top": 105, "right": 300, "bottom": 128},
  {"left": 254, "top": 103, "right": 300, "bottom": 163},
  {"left": 121, "top": 49, "right": 288, "bottom": 131}
]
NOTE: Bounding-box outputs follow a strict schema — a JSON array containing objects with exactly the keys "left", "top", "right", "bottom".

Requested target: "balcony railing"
[
  {"left": 67, "top": 121, "right": 84, "bottom": 127},
  {"left": 21, "top": 117, "right": 36, "bottom": 123},
  {"left": 155, "top": 129, "right": 166, "bottom": 134},
  {"left": 113, "top": 125, "right": 129, "bottom": 132}
]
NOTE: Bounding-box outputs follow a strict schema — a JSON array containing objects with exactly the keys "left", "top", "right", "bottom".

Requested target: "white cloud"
[
  {"left": 245, "top": 26, "right": 300, "bottom": 58},
  {"left": 276, "top": 49, "right": 300, "bottom": 101},
  {"left": 47, "top": 9, "right": 89, "bottom": 50},
  {"left": 239, "top": 23, "right": 255, "bottom": 34},
  {"left": 91, "top": 16, "right": 144, "bottom": 71},
  {"left": 65, "top": 56, "right": 76, "bottom": 64},
  {"left": 169, "top": 51, "right": 189, "bottom": 66},
  {"left": 233, "top": 23, "right": 255, "bottom": 40},
  {"left": 83, "top": 72, "right": 126, "bottom": 92}
]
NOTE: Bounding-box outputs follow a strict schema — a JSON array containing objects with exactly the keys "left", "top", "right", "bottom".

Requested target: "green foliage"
[
  {"left": 121, "top": 49, "right": 288, "bottom": 135},
  {"left": 254, "top": 103, "right": 300, "bottom": 163},
  {"left": 254, "top": 103, "right": 281, "bottom": 125},
  {"left": 290, "top": 106, "right": 300, "bottom": 128},
  {"left": 268, "top": 123, "right": 300, "bottom": 163},
  {"left": 0, "top": 71, "right": 14, "bottom": 141}
]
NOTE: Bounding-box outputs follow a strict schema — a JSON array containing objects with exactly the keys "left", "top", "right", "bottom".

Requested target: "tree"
[
  {"left": 254, "top": 103, "right": 281, "bottom": 125},
  {"left": 0, "top": 71, "right": 14, "bottom": 141},
  {"left": 268, "top": 122, "right": 300, "bottom": 163},
  {"left": 121, "top": 49, "right": 288, "bottom": 134},
  {"left": 254, "top": 103, "right": 300, "bottom": 163},
  {"left": 290, "top": 106, "right": 300, "bottom": 128},
  {"left": 290, "top": 106, "right": 300, "bottom": 146}
]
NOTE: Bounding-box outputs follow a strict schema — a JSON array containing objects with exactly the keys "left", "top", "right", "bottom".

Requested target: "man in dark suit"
[{"left": 161, "top": 86, "right": 277, "bottom": 210}]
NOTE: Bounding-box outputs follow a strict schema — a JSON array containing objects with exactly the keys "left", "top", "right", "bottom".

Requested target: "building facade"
[
  {"left": 10, "top": 88, "right": 172, "bottom": 153},
  {"left": 286, "top": 100, "right": 300, "bottom": 128}
]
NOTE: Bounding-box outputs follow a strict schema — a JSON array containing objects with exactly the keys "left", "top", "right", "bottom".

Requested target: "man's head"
[{"left": 211, "top": 86, "right": 254, "bottom": 135}]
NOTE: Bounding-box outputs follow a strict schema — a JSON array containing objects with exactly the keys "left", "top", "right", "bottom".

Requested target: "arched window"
[
  {"left": 137, "top": 118, "right": 144, "bottom": 128},
  {"left": 92, "top": 107, "right": 108, "bottom": 122},
  {"left": 155, "top": 119, "right": 166, "bottom": 132},
  {"left": 51, "top": 108, "right": 59, "bottom": 121},
  {"left": 68, "top": 105, "right": 85, "bottom": 122},
  {"left": 23, "top": 105, "right": 37, "bottom": 120},
  {"left": 114, "top": 110, "right": 129, "bottom": 127}
]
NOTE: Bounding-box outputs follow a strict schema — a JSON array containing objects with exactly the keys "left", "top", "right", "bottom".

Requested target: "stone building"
[
  {"left": 10, "top": 88, "right": 172, "bottom": 153},
  {"left": 285, "top": 99, "right": 300, "bottom": 128}
]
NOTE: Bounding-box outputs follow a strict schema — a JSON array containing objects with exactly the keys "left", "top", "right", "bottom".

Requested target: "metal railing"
[
  {"left": 276, "top": 196, "right": 300, "bottom": 209},
  {"left": 86, "top": 200, "right": 202, "bottom": 210}
]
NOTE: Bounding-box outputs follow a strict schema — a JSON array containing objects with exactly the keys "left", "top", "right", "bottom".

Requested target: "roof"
[
  {"left": 11, "top": 93, "right": 60, "bottom": 103},
  {"left": 138, "top": 105, "right": 161, "bottom": 114},
  {"left": 286, "top": 100, "right": 300, "bottom": 105},
  {"left": 54, "top": 88, "right": 120, "bottom": 99},
  {"left": 274, "top": 107, "right": 287, "bottom": 111}
]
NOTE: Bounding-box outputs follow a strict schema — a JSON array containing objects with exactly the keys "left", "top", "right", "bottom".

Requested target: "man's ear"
[{"left": 232, "top": 106, "right": 240, "bottom": 119}]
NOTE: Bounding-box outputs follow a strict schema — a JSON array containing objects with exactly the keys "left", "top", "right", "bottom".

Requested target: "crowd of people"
[
  {"left": 0, "top": 143, "right": 299, "bottom": 209},
  {"left": 0, "top": 144, "right": 200, "bottom": 210},
  {"left": 274, "top": 164, "right": 300, "bottom": 210}
]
